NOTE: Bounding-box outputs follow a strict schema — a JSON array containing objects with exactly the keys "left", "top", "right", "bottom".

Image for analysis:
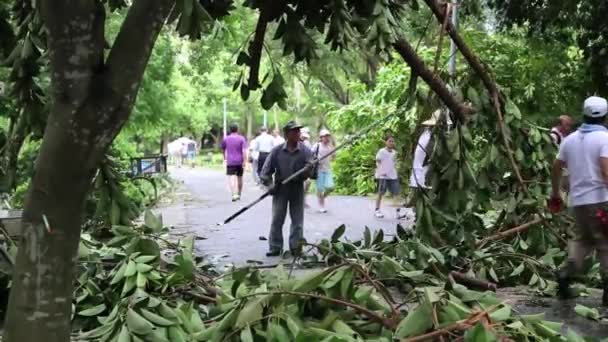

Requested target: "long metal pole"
[
  {"left": 448, "top": 0, "right": 459, "bottom": 78},
  {"left": 223, "top": 98, "right": 227, "bottom": 136},
  {"left": 263, "top": 111, "right": 268, "bottom": 128}
]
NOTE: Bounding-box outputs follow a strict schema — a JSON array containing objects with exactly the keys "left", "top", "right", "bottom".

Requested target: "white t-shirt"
[
  {"left": 558, "top": 130, "right": 608, "bottom": 206},
  {"left": 248, "top": 140, "right": 260, "bottom": 160},
  {"left": 375, "top": 148, "right": 398, "bottom": 180},
  {"left": 273, "top": 136, "right": 285, "bottom": 147},
  {"left": 410, "top": 129, "right": 432, "bottom": 188},
  {"left": 313, "top": 142, "right": 333, "bottom": 172},
  {"left": 254, "top": 133, "right": 275, "bottom": 153}
]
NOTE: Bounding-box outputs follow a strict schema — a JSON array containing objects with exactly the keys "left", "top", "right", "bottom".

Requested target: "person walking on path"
[
  {"left": 253, "top": 127, "right": 274, "bottom": 178},
  {"left": 301, "top": 127, "right": 313, "bottom": 207},
  {"left": 221, "top": 123, "right": 247, "bottom": 202},
  {"left": 551, "top": 96, "right": 608, "bottom": 306},
  {"left": 249, "top": 130, "right": 261, "bottom": 184},
  {"left": 407, "top": 110, "right": 438, "bottom": 212},
  {"left": 374, "top": 135, "right": 406, "bottom": 219},
  {"left": 260, "top": 121, "right": 313, "bottom": 257},
  {"left": 272, "top": 128, "right": 286, "bottom": 147},
  {"left": 313, "top": 128, "right": 335, "bottom": 213},
  {"left": 550, "top": 114, "right": 574, "bottom": 147}
]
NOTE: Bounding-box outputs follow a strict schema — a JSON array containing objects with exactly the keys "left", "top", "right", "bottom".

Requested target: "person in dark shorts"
[
  {"left": 221, "top": 123, "right": 247, "bottom": 201},
  {"left": 374, "top": 135, "right": 406, "bottom": 219}
]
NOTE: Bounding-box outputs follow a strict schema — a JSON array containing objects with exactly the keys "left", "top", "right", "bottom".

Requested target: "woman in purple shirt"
[{"left": 221, "top": 123, "right": 247, "bottom": 201}]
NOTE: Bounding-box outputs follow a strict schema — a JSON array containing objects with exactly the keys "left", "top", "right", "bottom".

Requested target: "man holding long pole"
[{"left": 260, "top": 121, "right": 313, "bottom": 257}]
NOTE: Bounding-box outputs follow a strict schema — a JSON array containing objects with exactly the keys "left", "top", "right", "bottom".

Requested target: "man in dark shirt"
[{"left": 260, "top": 121, "right": 313, "bottom": 256}]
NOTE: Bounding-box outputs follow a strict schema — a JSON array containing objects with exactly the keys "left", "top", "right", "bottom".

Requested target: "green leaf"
[
  {"left": 509, "top": 263, "right": 525, "bottom": 277},
  {"left": 293, "top": 268, "right": 332, "bottom": 292},
  {"left": 574, "top": 304, "right": 600, "bottom": 321},
  {"left": 505, "top": 99, "right": 522, "bottom": 120},
  {"left": 144, "top": 210, "right": 163, "bottom": 232},
  {"left": 135, "top": 255, "right": 157, "bottom": 263},
  {"left": 236, "top": 51, "right": 250, "bottom": 66},
  {"left": 489, "top": 306, "right": 511, "bottom": 322},
  {"left": 241, "top": 326, "right": 254, "bottom": 342},
  {"left": 136, "top": 263, "right": 154, "bottom": 273},
  {"left": 463, "top": 322, "right": 497, "bottom": 341},
  {"left": 126, "top": 308, "right": 155, "bottom": 335},
  {"left": 363, "top": 227, "right": 371, "bottom": 247},
  {"left": 125, "top": 260, "right": 137, "bottom": 277},
  {"left": 331, "top": 225, "right": 346, "bottom": 242},
  {"left": 236, "top": 297, "right": 265, "bottom": 328},
  {"left": 117, "top": 324, "right": 130, "bottom": 342},
  {"left": 78, "top": 303, "right": 106, "bottom": 317},
  {"left": 322, "top": 267, "right": 346, "bottom": 289},
  {"left": 136, "top": 272, "right": 148, "bottom": 288},
  {"left": 111, "top": 262, "right": 128, "bottom": 285},
  {"left": 394, "top": 298, "right": 433, "bottom": 338}
]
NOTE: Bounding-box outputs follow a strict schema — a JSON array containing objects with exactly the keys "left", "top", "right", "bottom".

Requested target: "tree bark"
[
  {"left": 393, "top": 38, "right": 473, "bottom": 122},
  {"left": 5, "top": 112, "right": 28, "bottom": 190},
  {"left": 4, "top": 0, "right": 173, "bottom": 341}
]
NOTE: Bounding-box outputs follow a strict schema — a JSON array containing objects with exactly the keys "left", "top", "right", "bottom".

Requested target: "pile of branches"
[{"left": 69, "top": 214, "right": 599, "bottom": 341}]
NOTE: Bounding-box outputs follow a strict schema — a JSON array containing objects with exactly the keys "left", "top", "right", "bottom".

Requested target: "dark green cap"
[{"left": 282, "top": 120, "right": 303, "bottom": 133}]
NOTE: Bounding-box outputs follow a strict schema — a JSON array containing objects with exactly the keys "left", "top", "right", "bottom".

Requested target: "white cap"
[
  {"left": 301, "top": 131, "right": 310, "bottom": 139},
  {"left": 583, "top": 96, "right": 608, "bottom": 118},
  {"left": 301, "top": 127, "right": 311, "bottom": 134},
  {"left": 422, "top": 110, "right": 441, "bottom": 126},
  {"left": 319, "top": 128, "right": 331, "bottom": 137}
]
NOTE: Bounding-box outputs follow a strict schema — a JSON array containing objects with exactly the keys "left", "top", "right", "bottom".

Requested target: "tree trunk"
[
  {"left": 4, "top": 0, "right": 173, "bottom": 340},
  {"left": 5, "top": 112, "right": 28, "bottom": 190},
  {"left": 4, "top": 114, "right": 96, "bottom": 341}
]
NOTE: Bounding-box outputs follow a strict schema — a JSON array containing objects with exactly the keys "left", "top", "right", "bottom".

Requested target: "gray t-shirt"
[
  {"left": 558, "top": 130, "right": 608, "bottom": 206},
  {"left": 260, "top": 142, "right": 313, "bottom": 184},
  {"left": 313, "top": 142, "right": 333, "bottom": 172},
  {"left": 375, "top": 148, "right": 398, "bottom": 180}
]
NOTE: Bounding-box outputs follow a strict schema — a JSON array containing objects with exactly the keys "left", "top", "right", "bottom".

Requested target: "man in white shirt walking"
[
  {"left": 551, "top": 96, "right": 608, "bottom": 306},
  {"left": 374, "top": 135, "right": 406, "bottom": 219},
  {"left": 253, "top": 127, "right": 275, "bottom": 177}
]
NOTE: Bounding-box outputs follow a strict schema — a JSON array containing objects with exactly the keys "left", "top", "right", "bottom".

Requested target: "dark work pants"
[
  {"left": 258, "top": 152, "right": 270, "bottom": 175},
  {"left": 269, "top": 183, "right": 305, "bottom": 252}
]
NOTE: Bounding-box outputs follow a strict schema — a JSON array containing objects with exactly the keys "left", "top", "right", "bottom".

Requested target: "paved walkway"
[{"left": 159, "top": 167, "right": 414, "bottom": 267}]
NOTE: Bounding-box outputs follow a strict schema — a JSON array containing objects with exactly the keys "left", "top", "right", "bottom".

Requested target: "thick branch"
[
  {"left": 393, "top": 39, "right": 473, "bottom": 122},
  {"left": 476, "top": 217, "right": 543, "bottom": 247},
  {"left": 423, "top": 0, "right": 526, "bottom": 189},
  {"left": 247, "top": 15, "right": 268, "bottom": 89},
  {"left": 105, "top": 0, "right": 174, "bottom": 101}
]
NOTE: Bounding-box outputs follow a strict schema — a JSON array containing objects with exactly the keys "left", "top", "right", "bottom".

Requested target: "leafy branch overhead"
[{"left": 235, "top": 0, "right": 410, "bottom": 109}]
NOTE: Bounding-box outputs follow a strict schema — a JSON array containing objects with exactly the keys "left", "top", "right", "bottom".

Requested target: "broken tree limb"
[
  {"left": 476, "top": 217, "right": 544, "bottom": 247},
  {"left": 449, "top": 271, "right": 497, "bottom": 292},
  {"left": 393, "top": 38, "right": 473, "bottom": 123},
  {"left": 423, "top": 0, "right": 527, "bottom": 191}
]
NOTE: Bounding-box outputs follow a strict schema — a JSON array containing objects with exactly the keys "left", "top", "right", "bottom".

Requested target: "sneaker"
[
  {"left": 319, "top": 208, "right": 328, "bottom": 213},
  {"left": 374, "top": 210, "right": 384, "bottom": 218},
  {"left": 231, "top": 194, "right": 239, "bottom": 202},
  {"left": 396, "top": 209, "right": 407, "bottom": 220}
]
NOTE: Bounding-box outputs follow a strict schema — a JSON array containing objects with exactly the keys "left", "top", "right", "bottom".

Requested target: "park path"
[{"left": 159, "top": 167, "right": 414, "bottom": 268}]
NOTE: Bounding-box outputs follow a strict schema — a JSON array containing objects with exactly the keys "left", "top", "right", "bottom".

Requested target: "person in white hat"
[
  {"left": 409, "top": 110, "right": 440, "bottom": 190},
  {"left": 551, "top": 96, "right": 608, "bottom": 306},
  {"left": 312, "top": 128, "right": 336, "bottom": 213}
]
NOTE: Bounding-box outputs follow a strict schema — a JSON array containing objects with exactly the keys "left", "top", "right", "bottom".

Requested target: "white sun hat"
[
  {"left": 422, "top": 110, "right": 442, "bottom": 126},
  {"left": 319, "top": 128, "right": 331, "bottom": 137},
  {"left": 583, "top": 96, "right": 608, "bottom": 118}
]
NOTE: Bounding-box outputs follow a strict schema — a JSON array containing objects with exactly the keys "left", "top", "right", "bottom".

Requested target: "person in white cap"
[
  {"left": 551, "top": 96, "right": 608, "bottom": 306},
  {"left": 312, "top": 128, "right": 335, "bottom": 213},
  {"left": 409, "top": 110, "right": 439, "bottom": 190}
]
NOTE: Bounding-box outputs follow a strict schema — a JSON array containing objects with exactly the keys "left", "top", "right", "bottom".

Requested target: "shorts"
[
  {"left": 377, "top": 179, "right": 400, "bottom": 195},
  {"left": 187, "top": 151, "right": 196, "bottom": 160},
  {"left": 226, "top": 165, "right": 244, "bottom": 176},
  {"left": 316, "top": 171, "right": 335, "bottom": 193}
]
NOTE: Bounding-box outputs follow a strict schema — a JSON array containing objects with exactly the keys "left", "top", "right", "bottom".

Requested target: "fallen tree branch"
[
  {"left": 449, "top": 271, "right": 497, "bottom": 292},
  {"left": 423, "top": 0, "right": 526, "bottom": 190},
  {"left": 402, "top": 309, "right": 491, "bottom": 342},
  {"left": 234, "top": 290, "right": 396, "bottom": 329},
  {"left": 476, "top": 217, "right": 544, "bottom": 247},
  {"left": 393, "top": 38, "right": 473, "bottom": 123}
]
